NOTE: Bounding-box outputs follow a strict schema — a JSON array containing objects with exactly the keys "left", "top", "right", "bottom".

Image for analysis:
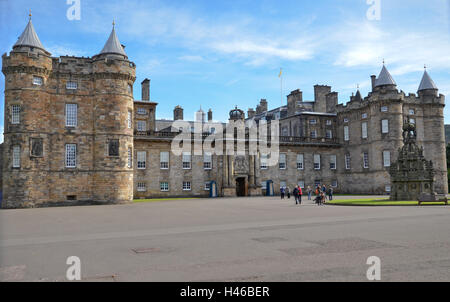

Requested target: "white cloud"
[{"left": 178, "top": 55, "right": 205, "bottom": 62}]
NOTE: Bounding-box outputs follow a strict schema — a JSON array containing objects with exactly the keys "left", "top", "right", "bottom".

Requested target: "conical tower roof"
[
  {"left": 99, "top": 23, "right": 127, "bottom": 57},
  {"left": 354, "top": 89, "right": 362, "bottom": 102},
  {"left": 14, "top": 17, "right": 46, "bottom": 51},
  {"left": 418, "top": 70, "right": 438, "bottom": 91},
  {"left": 375, "top": 65, "right": 396, "bottom": 87}
]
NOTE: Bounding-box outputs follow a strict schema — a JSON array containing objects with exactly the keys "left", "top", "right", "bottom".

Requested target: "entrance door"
[{"left": 236, "top": 177, "right": 247, "bottom": 197}]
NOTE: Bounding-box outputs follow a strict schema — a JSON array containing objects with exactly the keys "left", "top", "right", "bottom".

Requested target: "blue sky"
[{"left": 1, "top": 0, "right": 450, "bottom": 142}]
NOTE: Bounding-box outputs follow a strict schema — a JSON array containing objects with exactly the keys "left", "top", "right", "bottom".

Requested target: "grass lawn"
[
  {"left": 327, "top": 198, "right": 448, "bottom": 206},
  {"left": 134, "top": 198, "right": 201, "bottom": 203}
]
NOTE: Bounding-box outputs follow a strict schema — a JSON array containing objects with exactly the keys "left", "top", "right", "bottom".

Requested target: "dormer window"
[
  {"left": 310, "top": 119, "right": 317, "bottom": 125},
  {"left": 66, "top": 81, "right": 78, "bottom": 90},
  {"left": 33, "top": 76, "right": 43, "bottom": 86},
  {"left": 362, "top": 113, "right": 368, "bottom": 119},
  {"left": 343, "top": 118, "right": 349, "bottom": 123},
  {"left": 381, "top": 106, "right": 388, "bottom": 112}
]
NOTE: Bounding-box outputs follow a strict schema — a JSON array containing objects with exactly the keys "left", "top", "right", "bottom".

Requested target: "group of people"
[{"left": 280, "top": 184, "right": 334, "bottom": 206}]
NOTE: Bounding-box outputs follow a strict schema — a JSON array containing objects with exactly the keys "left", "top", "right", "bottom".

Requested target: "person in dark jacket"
[
  {"left": 280, "top": 187, "right": 285, "bottom": 199},
  {"left": 293, "top": 187, "right": 299, "bottom": 204},
  {"left": 328, "top": 187, "right": 334, "bottom": 201}
]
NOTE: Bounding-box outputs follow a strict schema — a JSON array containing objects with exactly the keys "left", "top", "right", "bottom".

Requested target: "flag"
[{"left": 278, "top": 68, "right": 282, "bottom": 78}]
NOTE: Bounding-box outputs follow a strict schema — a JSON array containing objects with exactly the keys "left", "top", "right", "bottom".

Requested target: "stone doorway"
[{"left": 236, "top": 177, "right": 248, "bottom": 197}]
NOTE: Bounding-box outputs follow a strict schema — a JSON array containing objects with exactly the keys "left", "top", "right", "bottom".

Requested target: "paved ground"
[{"left": 0, "top": 195, "right": 449, "bottom": 282}]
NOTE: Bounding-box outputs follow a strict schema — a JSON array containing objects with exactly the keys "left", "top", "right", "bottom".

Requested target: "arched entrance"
[{"left": 235, "top": 177, "right": 248, "bottom": 197}]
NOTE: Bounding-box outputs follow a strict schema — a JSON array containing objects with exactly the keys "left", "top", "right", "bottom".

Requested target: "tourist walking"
[
  {"left": 298, "top": 186, "right": 303, "bottom": 204},
  {"left": 293, "top": 186, "right": 299, "bottom": 204},
  {"left": 328, "top": 187, "right": 333, "bottom": 201},
  {"left": 280, "top": 186, "right": 285, "bottom": 199},
  {"left": 287, "top": 187, "right": 291, "bottom": 199},
  {"left": 322, "top": 184, "right": 327, "bottom": 201},
  {"left": 307, "top": 186, "right": 312, "bottom": 200}
]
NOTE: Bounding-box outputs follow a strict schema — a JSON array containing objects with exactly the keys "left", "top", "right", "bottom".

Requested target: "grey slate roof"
[
  {"left": 375, "top": 65, "right": 396, "bottom": 87},
  {"left": 418, "top": 70, "right": 438, "bottom": 91},
  {"left": 99, "top": 26, "right": 127, "bottom": 57},
  {"left": 14, "top": 19, "right": 46, "bottom": 51}
]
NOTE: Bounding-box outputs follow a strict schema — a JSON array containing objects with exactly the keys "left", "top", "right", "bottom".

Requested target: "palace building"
[{"left": 1, "top": 18, "right": 447, "bottom": 208}]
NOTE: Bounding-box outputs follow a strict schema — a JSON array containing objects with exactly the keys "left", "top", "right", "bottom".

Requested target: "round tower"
[
  {"left": 418, "top": 69, "right": 448, "bottom": 194},
  {"left": 91, "top": 22, "right": 136, "bottom": 204},
  {"left": 2, "top": 15, "right": 53, "bottom": 208}
]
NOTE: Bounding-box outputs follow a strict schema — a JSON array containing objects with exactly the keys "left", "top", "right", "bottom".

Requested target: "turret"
[
  {"left": 91, "top": 22, "right": 136, "bottom": 204},
  {"left": 174, "top": 105, "right": 184, "bottom": 120},
  {"left": 374, "top": 64, "right": 397, "bottom": 92},
  {"left": 2, "top": 14, "right": 53, "bottom": 208}
]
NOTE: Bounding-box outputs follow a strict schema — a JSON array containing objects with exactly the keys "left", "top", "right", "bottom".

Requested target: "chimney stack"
[
  {"left": 371, "top": 75, "right": 376, "bottom": 91},
  {"left": 247, "top": 108, "right": 255, "bottom": 119},
  {"left": 142, "top": 78, "right": 150, "bottom": 101},
  {"left": 174, "top": 105, "right": 184, "bottom": 120},
  {"left": 208, "top": 109, "right": 213, "bottom": 122}
]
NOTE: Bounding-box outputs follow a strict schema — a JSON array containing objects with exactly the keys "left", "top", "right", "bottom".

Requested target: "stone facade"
[{"left": 1, "top": 19, "right": 448, "bottom": 208}]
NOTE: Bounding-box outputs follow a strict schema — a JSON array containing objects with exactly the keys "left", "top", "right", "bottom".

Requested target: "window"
[
  {"left": 12, "top": 146, "right": 20, "bottom": 168},
  {"left": 261, "top": 181, "right": 267, "bottom": 189},
  {"left": 108, "top": 140, "right": 120, "bottom": 157},
  {"left": 330, "top": 155, "right": 337, "bottom": 170},
  {"left": 326, "top": 120, "right": 332, "bottom": 126},
  {"left": 65, "top": 144, "right": 76, "bottom": 168},
  {"left": 137, "top": 108, "right": 147, "bottom": 115},
  {"left": 66, "top": 81, "right": 77, "bottom": 90},
  {"left": 362, "top": 113, "right": 368, "bottom": 119},
  {"left": 385, "top": 185, "right": 391, "bottom": 192},
  {"left": 343, "top": 118, "right": 349, "bottom": 123},
  {"left": 381, "top": 119, "right": 389, "bottom": 134},
  {"left": 310, "top": 119, "right": 317, "bottom": 125},
  {"left": 260, "top": 154, "right": 268, "bottom": 169},
  {"left": 314, "top": 180, "right": 321, "bottom": 188},
  {"left": 409, "top": 109, "right": 415, "bottom": 115},
  {"left": 182, "top": 152, "right": 191, "bottom": 169},
  {"left": 280, "top": 181, "right": 287, "bottom": 188},
  {"left": 314, "top": 154, "right": 321, "bottom": 170},
  {"left": 128, "top": 148, "right": 132, "bottom": 168},
  {"left": 137, "top": 151, "right": 146, "bottom": 169},
  {"left": 160, "top": 182, "right": 169, "bottom": 192},
  {"left": 127, "top": 111, "right": 132, "bottom": 129},
  {"left": 298, "top": 181, "right": 305, "bottom": 189},
  {"left": 326, "top": 130, "right": 333, "bottom": 139},
  {"left": 137, "top": 121, "right": 146, "bottom": 132},
  {"left": 361, "top": 122, "right": 368, "bottom": 139},
  {"left": 204, "top": 182, "right": 211, "bottom": 191},
  {"left": 65, "top": 104, "right": 78, "bottom": 127},
  {"left": 128, "top": 84, "right": 132, "bottom": 94},
  {"left": 31, "top": 138, "right": 43, "bottom": 157},
  {"left": 279, "top": 153, "right": 286, "bottom": 170},
  {"left": 11, "top": 105, "right": 20, "bottom": 124},
  {"left": 363, "top": 152, "right": 369, "bottom": 169},
  {"left": 183, "top": 181, "right": 191, "bottom": 191},
  {"left": 137, "top": 182, "right": 146, "bottom": 192},
  {"left": 310, "top": 130, "right": 317, "bottom": 139},
  {"left": 345, "top": 153, "right": 351, "bottom": 170},
  {"left": 160, "top": 151, "right": 169, "bottom": 169},
  {"left": 297, "top": 154, "right": 304, "bottom": 170},
  {"left": 33, "top": 76, "right": 43, "bottom": 86},
  {"left": 344, "top": 126, "right": 349, "bottom": 141},
  {"left": 383, "top": 151, "right": 391, "bottom": 167},
  {"left": 281, "top": 127, "right": 288, "bottom": 136},
  {"left": 210, "top": 127, "right": 216, "bottom": 134},
  {"left": 409, "top": 118, "right": 416, "bottom": 125},
  {"left": 203, "top": 152, "right": 212, "bottom": 170},
  {"left": 381, "top": 106, "right": 388, "bottom": 112},
  {"left": 331, "top": 180, "right": 338, "bottom": 188}
]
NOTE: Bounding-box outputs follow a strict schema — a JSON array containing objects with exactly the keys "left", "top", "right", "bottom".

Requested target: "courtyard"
[{"left": 0, "top": 195, "right": 449, "bottom": 282}]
